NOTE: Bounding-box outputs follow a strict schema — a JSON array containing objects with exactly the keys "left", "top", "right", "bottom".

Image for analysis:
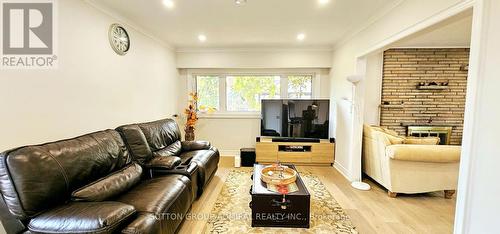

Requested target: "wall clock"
[{"left": 108, "top": 23, "right": 130, "bottom": 55}]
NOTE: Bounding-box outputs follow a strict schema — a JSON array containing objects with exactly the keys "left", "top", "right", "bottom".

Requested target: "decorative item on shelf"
[
  {"left": 460, "top": 64, "right": 469, "bottom": 71},
  {"left": 183, "top": 92, "right": 215, "bottom": 141},
  {"left": 417, "top": 81, "right": 449, "bottom": 90}
]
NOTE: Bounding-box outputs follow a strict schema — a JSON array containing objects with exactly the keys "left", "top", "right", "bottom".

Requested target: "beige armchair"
[{"left": 362, "top": 124, "right": 461, "bottom": 198}]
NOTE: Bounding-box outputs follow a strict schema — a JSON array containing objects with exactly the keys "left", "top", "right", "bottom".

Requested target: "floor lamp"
[{"left": 347, "top": 75, "right": 371, "bottom": 191}]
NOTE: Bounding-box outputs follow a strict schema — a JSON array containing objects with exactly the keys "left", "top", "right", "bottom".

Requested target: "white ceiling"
[{"left": 89, "top": 0, "right": 401, "bottom": 49}]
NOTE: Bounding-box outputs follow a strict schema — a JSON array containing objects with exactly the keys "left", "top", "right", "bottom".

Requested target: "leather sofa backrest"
[
  {"left": 117, "top": 118, "right": 181, "bottom": 164},
  {"left": 0, "top": 130, "right": 131, "bottom": 220}
]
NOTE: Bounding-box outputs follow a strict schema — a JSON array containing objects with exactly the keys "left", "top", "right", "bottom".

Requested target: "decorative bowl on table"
[{"left": 260, "top": 164, "right": 297, "bottom": 185}]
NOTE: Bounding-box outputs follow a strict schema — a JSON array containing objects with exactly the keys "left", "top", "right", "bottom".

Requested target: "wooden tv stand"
[{"left": 256, "top": 137, "right": 334, "bottom": 166}]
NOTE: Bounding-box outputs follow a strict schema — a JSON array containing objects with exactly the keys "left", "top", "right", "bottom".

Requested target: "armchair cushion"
[
  {"left": 386, "top": 145, "right": 461, "bottom": 163},
  {"left": 28, "top": 202, "right": 135, "bottom": 233},
  {"left": 145, "top": 156, "right": 181, "bottom": 170},
  {"left": 385, "top": 134, "right": 405, "bottom": 145},
  {"left": 181, "top": 141, "right": 211, "bottom": 151},
  {"left": 71, "top": 163, "right": 142, "bottom": 202},
  {"left": 404, "top": 137, "right": 440, "bottom": 145}
]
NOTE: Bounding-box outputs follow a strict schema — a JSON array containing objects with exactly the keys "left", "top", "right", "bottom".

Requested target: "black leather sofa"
[
  {"left": 116, "top": 119, "right": 220, "bottom": 195},
  {"left": 0, "top": 118, "right": 219, "bottom": 234}
]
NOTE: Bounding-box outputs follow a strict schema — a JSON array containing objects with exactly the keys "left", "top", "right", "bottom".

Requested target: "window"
[
  {"left": 196, "top": 76, "right": 219, "bottom": 110},
  {"left": 226, "top": 75, "right": 281, "bottom": 111},
  {"left": 288, "top": 75, "right": 312, "bottom": 99},
  {"left": 193, "top": 72, "right": 314, "bottom": 113}
]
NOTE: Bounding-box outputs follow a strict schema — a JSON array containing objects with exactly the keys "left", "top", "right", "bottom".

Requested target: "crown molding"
[
  {"left": 176, "top": 46, "right": 333, "bottom": 53},
  {"left": 83, "top": 0, "right": 175, "bottom": 51}
]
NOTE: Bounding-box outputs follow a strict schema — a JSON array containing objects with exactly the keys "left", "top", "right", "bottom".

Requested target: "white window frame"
[{"left": 187, "top": 69, "right": 321, "bottom": 119}]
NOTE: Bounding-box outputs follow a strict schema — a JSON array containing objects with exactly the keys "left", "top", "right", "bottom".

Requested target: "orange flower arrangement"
[{"left": 184, "top": 92, "right": 215, "bottom": 141}]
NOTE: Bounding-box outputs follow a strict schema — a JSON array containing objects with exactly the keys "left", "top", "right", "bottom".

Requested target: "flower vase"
[{"left": 185, "top": 126, "right": 195, "bottom": 141}]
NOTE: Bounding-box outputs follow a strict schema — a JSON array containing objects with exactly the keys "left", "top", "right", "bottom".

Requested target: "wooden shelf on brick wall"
[{"left": 417, "top": 85, "right": 449, "bottom": 90}]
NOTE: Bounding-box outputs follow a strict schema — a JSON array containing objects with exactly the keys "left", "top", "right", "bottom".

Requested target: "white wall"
[
  {"left": 0, "top": 0, "right": 179, "bottom": 151},
  {"left": 392, "top": 12, "right": 472, "bottom": 48},
  {"left": 330, "top": 0, "right": 465, "bottom": 180},
  {"left": 454, "top": 0, "right": 500, "bottom": 233},
  {"left": 363, "top": 53, "right": 384, "bottom": 125}
]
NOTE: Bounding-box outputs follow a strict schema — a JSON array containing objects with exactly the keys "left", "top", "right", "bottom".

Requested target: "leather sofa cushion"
[
  {"left": 117, "top": 174, "right": 191, "bottom": 215},
  {"left": 116, "top": 125, "right": 153, "bottom": 164},
  {"left": 117, "top": 119, "right": 181, "bottom": 165},
  {"left": 181, "top": 141, "right": 211, "bottom": 151},
  {"left": 0, "top": 130, "right": 130, "bottom": 219},
  {"left": 145, "top": 156, "right": 181, "bottom": 170},
  {"left": 138, "top": 119, "right": 181, "bottom": 151},
  {"left": 153, "top": 141, "right": 182, "bottom": 157},
  {"left": 28, "top": 202, "right": 135, "bottom": 234},
  {"left": 72, "top": 163, "right": 142, "bottom": 202}
]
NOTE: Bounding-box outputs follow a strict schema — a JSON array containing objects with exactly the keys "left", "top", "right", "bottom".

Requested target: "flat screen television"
[{"left": 261, "top": 99, "right": 330, "bottom": 139}]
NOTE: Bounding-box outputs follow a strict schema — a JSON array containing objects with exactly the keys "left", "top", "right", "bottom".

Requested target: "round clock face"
[{"left": 109, "top": 24, "right": 130, "bottom": 55}]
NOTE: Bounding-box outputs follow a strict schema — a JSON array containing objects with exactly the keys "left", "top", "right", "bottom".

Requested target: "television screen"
[{"left": 261, "top": 99, "right": 330, "bottom": 139}]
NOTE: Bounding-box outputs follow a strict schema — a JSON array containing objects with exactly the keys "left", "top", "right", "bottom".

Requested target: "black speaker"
[
  {"left": 330, "top": 138, "right": 336, "bottom": 143},
  {"left": 256, "top": 137, "right": 261, "bottom": 142},
  {"left": 240, "top": 148, "right": 256, "bottom": 167}
]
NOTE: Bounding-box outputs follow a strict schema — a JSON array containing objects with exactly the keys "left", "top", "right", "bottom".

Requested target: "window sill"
[{"left": 198, "top": 112, "right": 261, "bottom": 119}]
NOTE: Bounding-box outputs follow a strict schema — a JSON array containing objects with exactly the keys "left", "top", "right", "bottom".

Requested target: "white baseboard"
[
  {"left": 219, "top": 150, "right": 239, "bottom": 157},
  {"left": 333, "top": 161, "right": 352, "bottom": 181}
]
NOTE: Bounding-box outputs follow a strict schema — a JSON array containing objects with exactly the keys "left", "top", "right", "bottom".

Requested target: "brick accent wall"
[{"left": 381, "top": 48, "right": 469, "bottom": 145}]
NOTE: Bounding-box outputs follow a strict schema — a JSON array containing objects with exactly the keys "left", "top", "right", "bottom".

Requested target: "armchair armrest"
[
  {"left": 181, "top": 141, "right": 211, "bottom": 151},
  {"left": 404, "top": 137, "right": 440, "bottom": 145},
  {"left": 386, "top": 145, "right": 461, "bottom": 163}
]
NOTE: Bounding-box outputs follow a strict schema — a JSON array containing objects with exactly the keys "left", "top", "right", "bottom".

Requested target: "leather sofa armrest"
[
  {"left": 151, "top": 162, "right": 199, "bottom": 200},
  {"left": 145, "top": 156, "right": 181, "bottom": 170},
  {"left": 181, "top": 141, "right": 211, "bottom": 151},
  {"left": 386, "top": 145, "right": 461, "bottom": 163},
  {"left": 28, "top": 202, "right": 135, "bottom": 234},
  {"left": 121, "top": 213, "right": 160, "bottom": 234},
  {"left": 404, "top": 137, "right": 440, "bottom": 145}
]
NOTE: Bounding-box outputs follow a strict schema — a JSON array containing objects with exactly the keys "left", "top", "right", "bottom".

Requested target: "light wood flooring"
[{"left": 178, "top": 157, "right": 456, "bottom": 234}]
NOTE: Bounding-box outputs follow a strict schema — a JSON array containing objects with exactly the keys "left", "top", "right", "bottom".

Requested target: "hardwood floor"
[{"left": 178, "top": 157, "right": 456, "bottom": 234}]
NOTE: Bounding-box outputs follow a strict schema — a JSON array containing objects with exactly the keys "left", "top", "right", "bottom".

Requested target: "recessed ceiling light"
[
  {"left": 162, "top": 0, "right": 174, "bottom": 9},
  {"left": 198, "top": 34, "right": 207, "bottom": 42},
  {"left": 318, "top": 0, "right": 330, "bottom": 5},
  {"left": 297, "top": 33, "right": 306, "bottom": 41},
  {"left": 235, "top": 0, "right": 247, "bottom": 5}
]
